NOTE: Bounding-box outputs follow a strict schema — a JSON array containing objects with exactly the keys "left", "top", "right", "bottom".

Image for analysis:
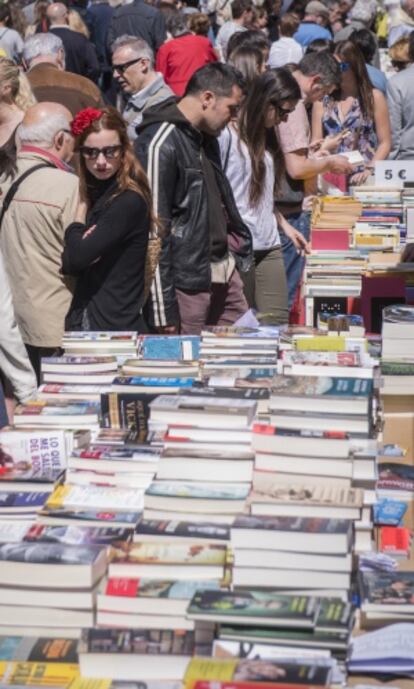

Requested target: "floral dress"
[{"left": 321, "top": 96, "right": 377, "bottom": 165}]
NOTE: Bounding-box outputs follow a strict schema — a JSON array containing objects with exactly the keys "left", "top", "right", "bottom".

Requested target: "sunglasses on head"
[
  {"left": 79, "top": 145, "right": 122, "bottom": 160},
  {"left": 112, "top": 57, "right": 145, "bottom": 74}
]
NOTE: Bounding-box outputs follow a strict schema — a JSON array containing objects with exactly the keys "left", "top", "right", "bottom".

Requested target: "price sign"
[{"left": 375, "top": 160, "right": 414, "bottom": 188}]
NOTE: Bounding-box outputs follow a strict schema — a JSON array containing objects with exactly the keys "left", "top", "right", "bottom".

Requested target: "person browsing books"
[{"left": 62, "top": 106, "right": 154, "bottom": 332}]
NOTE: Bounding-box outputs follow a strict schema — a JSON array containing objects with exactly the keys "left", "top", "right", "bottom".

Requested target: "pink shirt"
[{"left": 277, "top": 99, "right": 310, "bottom": 154}]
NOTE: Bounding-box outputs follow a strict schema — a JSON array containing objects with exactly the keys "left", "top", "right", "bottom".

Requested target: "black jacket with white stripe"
[{"left": 135, "top": 98, "right": 253, "bottom": 329}]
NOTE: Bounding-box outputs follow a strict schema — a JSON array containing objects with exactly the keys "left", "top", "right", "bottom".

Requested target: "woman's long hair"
[
  {"left": 228, "top": 45, "right": 265, "bottom": 89},
  {"left": 238, "top": 68, "right": 300, "bottom": 206},
  {"left": 334, "top": 40, "right": 374, "bottom": 121},
  {"left": 76, "top": 106, "right": 159, "bottom": 231},
  {"left": 0, "top": 58, "right": 36, "bottom": 179}
]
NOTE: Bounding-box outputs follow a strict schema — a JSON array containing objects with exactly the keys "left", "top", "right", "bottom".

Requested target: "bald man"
[
  {"left": 48, "top": 2, "right": 100, "bottom": 82},
  {"left": 0, "top": 102, "right": 79, "bottom": 381}
]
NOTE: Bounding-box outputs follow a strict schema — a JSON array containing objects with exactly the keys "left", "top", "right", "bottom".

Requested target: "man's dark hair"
[
  {"left": 351, "top": 28, "right": 377, "bottom": 64},
  {"left": 185, "top": 63, "right": 246, "bottom": 97},
  {"left": 409, "top": 30, "right": 414, "bottom": 62},
  {"left": 231, "top": 0, "right": 252, "bottom": 20},
  {"left": 226, "top": 28, "right": 270, "bottom": 57},
  {"left": 0, "top": 4, "right": 11, "bottom": 23},
  {"left": 306, "top": 37, "right": 334, "bottom": 54},
  {"left": 298, "top": 50, "right": 341, "bottom": 87}
]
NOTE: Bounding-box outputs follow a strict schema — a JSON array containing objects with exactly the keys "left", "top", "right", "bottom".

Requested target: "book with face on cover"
[
  {"left": 109, "top": 542, "right": 228, "bottom": 580},
  {"left": 0, "top": 430, "right": 67, "bottom": 483},
  {"left": 0, "top": 542, "right": 108, "bottom": 588},
  {"left": 79, "top": 629, "right": 213, "bottom": 681},
  {"left": 187, "top": 590, "right": 318, "bottom": 628},
  {"left": 184, "top": 656, "right": 331, "bottom": 686}
]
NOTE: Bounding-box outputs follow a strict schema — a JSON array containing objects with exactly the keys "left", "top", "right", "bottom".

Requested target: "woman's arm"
[
  {"left": 62, "top": 191, "right": 148, "bottom": 274},
  {"left": 371, "top": 89, "right": 392, "bottom": 162},
  {"left": 310, "top": 101, "right": 324, "bottom": 146}
]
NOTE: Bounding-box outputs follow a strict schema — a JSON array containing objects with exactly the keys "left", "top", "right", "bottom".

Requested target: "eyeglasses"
[
  {"left": 275, "top": 104, "right": 295, "bottom": 119},
  {"left": 79, "top": 145, "right": 123, "bottom": 160},
  {"left": 112, "top": 57, "right": 145, "bottom": 74}
]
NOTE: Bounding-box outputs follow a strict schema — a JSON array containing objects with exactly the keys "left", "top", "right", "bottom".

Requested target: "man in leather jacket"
[{"left": 135, "top": 63, "right": 253, "bottom": 334}]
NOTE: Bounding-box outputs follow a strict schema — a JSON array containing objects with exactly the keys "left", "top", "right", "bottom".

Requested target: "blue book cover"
[
  {"left": 0, "top": 491, "right": 50, "bottom": 509},
  {"left": 142, "top": 336, "right": 200, "bottom": 361},
  {"left": 113, "top": 377, "right": 195, "bottom": 388},
  {"left": 374, "top": 498, "right": 407, "bottom": 526}
]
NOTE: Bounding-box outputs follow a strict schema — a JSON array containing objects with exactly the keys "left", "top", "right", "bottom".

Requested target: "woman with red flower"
[{"left": 62, "top": 106, "right": 155, "bottom": 332}]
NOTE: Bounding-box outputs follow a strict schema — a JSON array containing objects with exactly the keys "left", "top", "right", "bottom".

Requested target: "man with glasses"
[
  {"left": 0, "top": 103, "right": 78, "bottom": 382},
  {"left": 111, "top": 35, "right": 173, "bottom": 141}
]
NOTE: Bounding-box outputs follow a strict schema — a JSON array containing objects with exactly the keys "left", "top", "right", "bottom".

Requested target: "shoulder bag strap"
[{"left": 0, "top": 163, "right": 54, "bottom": 228}]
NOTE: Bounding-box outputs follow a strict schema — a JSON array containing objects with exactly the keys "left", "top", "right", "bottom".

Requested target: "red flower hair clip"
[{"left": 71, "top": 108, "right": 103, "bottom": 136}]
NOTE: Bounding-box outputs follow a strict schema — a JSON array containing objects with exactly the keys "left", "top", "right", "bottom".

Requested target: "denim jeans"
[{"left": 280, "top": 211, "right": 311, "bottom": 309}]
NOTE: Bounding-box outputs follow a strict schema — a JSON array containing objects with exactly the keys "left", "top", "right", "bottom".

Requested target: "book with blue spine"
[
  {"left": 111, "top": 377, "right": 195, "bottom": 393},
  {"left": 141, "top": 336, "right": 200, "bottom": 361}
]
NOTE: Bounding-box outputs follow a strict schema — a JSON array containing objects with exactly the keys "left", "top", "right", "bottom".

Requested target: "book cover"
[
  {"left": 46, "top": 484, "right": 145, "bottom": 512},
  {"left": 381, "top": 361, "right": 414, "bottom": 376},
  {"left": 373, "top": 498, "right": 407, "bottom": 526},
  {"left": 383, "top": 305, "right": 414, "bottom": 323},
  {"left": 15, "top": 401, "right": 99, "bottom": 417},
  {"left": 0, "top": 541, "right": 104, "bottom": 565},
  {"left": 270, "top": 376, "right": 372, "bottom": 398},
  {"left": 0, "top": 661, "right": 79, "bottom": 687},
  {"left": 105, "top": 577, "right": 220, "bottom": 600},
  {"left": 145, "top": 482, "right": 249, "bottom": 501},
  {"left": 0, "top": 491, "right": 50, "bottom": 510},
  {"left": 38, "top": 506, "right": 140, "bottom": 525},
  {"left": 0, "top": 430, "right": 67, "bottom": 478},
  {"left": 377, "top": 463, "right": 414, "bottom": 492},
  {"left": 315, "top": 598, "right": 352, "bottom": 632},
  {"left": 112, "top": 377, "right": 195, "bottom": 389},
  {"left": 24, "top": 524, "right": 132, "bottom": 546},
  {"left": 251, "top": 475, "right": 363, "bottom": 509},
  {"left": 360, "top": 571, "right": 414, "bottom": 606},
  {"left": 100, "top": 392, "right": 158, "bottom": 439},
  {"left": 141, "top": 336, "right": 200, "bottom": 361},
  {"left": 282, "top": 350, "right": 361, "bottom": 367},
  {"left": 187, "top": 590, "right": 317, "bottom": 624},
  {"left": 111, "top": 542, "right": 227, "bottom": 566},
  {"left": 135, "top": 519, "right": 230, "bottom": 541},
  {"left": 81, "top": 628, "right": 203, "bottom": 655},
  {"left": 232, "top": 515, "right": 350, "bottom": 535},
  {"left": 0, "top": 637, "right": 78, "bottom": 663},
  {"left": 184, "top": 657, "right": 330, "bottom": 685}
]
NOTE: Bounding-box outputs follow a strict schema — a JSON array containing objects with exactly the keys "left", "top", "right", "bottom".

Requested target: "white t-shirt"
[
  {"left": 268, "top": 36, "right": 303, "bottom": 69},
  {"left": 219, "top": 126, "right": 281, "bottom": 251},
  {"left": 0, "top": 27, "right": 24, "bottom": 62}
]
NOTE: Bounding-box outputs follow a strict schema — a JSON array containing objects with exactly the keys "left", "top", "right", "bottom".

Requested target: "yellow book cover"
[
  {"left": 69, "top": 680, "right": 112, "bottom": 689},
  {"left": 45, "top": 485, "right": 71, "bottom": 509},
  {"left": 185, "top": 657, "right": 238, "bottom": 683},
  {"left": 0, "top": 661, "right": 79, "bottom": 687},
  {"left": 294, "top": 336, "right": 367, "bottom": 353}
]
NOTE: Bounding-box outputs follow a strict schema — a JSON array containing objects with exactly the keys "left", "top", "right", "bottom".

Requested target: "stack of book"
[
  {"left": 186, "top": 589, "right": 353, "bottom": 658},
  {"left": 98, "top": 540, "right": 229, "bottom": 630},
  {"left": 38, "top": 356, "right": 118, "bottom": 402},
  {"left": 0, "top": 538, "right": 108, "bottom": 637}
]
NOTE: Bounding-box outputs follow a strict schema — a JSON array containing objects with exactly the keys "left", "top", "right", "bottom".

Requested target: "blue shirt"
[
  {"left": 366, "top": 64, "right": 387, "bottom": 95},
  {"left": 293, "top": 22, "right": 332, "bottom": 48}
]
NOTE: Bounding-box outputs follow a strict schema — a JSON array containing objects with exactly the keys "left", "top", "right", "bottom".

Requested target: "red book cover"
[
  {"left": 311, "top": 229, "right": 350, "bottom": 251},
  {"left": 380, "top": 526, "right": 411, "bottom": 555}
]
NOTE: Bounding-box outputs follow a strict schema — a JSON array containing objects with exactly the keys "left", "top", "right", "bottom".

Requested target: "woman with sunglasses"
[
  {"left": 311, "top": 40, "right": 391, "bottom": 186},
  {"left": 62, "top": 106, "right": 154, "bottom": 332},
  {"left": 219, "top": 69, "right": 304, "bottom": 324}
]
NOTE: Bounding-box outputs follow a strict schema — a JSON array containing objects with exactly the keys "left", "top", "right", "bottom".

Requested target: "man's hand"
[
  {"left": 155, "top": 325, "right": 179, "bottom": 334},
  {"left": 282, "top": 223, "right": 311, "bottom": 255},
  {"left": 328, "top": 154, "right": 354, "bottom": 175}
]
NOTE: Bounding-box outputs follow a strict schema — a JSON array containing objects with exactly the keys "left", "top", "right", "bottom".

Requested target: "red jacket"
[{"left": 156, "top": 33, "right": 217, "bottom": 96}]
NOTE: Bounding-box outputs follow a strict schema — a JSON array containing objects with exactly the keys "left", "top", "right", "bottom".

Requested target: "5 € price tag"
[{"left": 375, "top": 160, "right": 414, "bottom": 187}]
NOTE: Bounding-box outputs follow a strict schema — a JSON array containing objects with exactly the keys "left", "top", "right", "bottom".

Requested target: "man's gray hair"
[
  {"left": 17, "top": 113, "right": 70, "bottom": 147},
  {"left": 23, "top": 32, "right": 65, "bottom": 65},
  {"left": 111, "top": 35, "right": 154, "bottom": 68}
]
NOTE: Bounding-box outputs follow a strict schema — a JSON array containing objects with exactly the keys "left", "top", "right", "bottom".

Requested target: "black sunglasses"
[
  {"left": 276, "top": 104, "right": 295, "bottom": 118},
  {"left": 79, "top": 145, "right": 123, "bottom": 160},
  {"left": 112, "top": 57, "right": 145, "bottom": 74}
]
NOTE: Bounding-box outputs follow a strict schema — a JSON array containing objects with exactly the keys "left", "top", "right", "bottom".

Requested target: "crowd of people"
[{"left": 0, "top": 0, "right": 414, "bottom": 422}]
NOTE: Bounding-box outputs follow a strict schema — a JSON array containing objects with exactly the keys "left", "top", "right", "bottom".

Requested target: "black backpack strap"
[{"left": 0, "top": 163, "right": 54, "bottom": 228}]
